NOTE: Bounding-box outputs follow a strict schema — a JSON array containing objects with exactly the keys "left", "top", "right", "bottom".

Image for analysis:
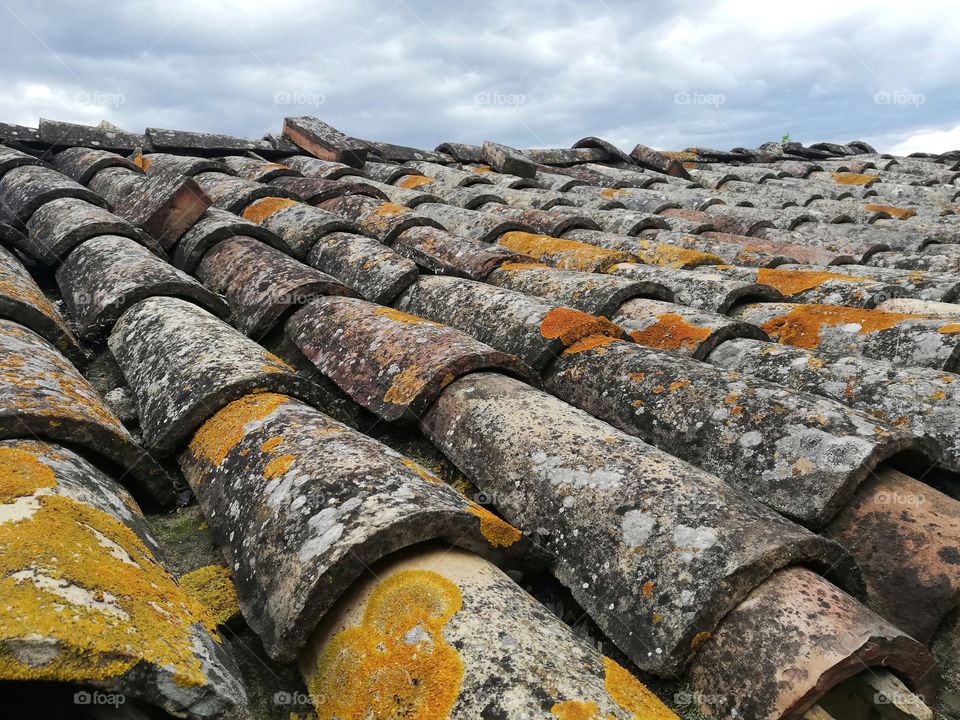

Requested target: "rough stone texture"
[
  {"left": 545, "top": 339, "right": 916, "bottom": 527},
  {"left": 299, "top": 545, "right": 679, "bottom": 719},
  {"left": 319, "top": 194, "right": 444, "bottom": 242},
  {"left": 562, "top": 207, "right": 670, "bottom": 236},
  {"left": 146, "top": 127, "right": 280, "bottom": 155},
  {"left": 570, "top": 230, "right": 725, "bottom": 269},
  {"left": 708, "top": 337, "right": 960, "bottom": 472},
  {"left": 57, "top": 234, "right": 228, "bottom": 339},
  {"left": 286, "top": 295, "right": 534, "bottom": 422},
  {"left": 197, "top": 236, "right": 355, "bottom": 338},
  {"left": 282, "top": 116, "right": 368, "bottom": 167},
  {"left": 869, "top": 249, "right": 960, "bottom": 273},
  {"left": 932, "top": 609, "right": 960, "bottom": 718},
  {"left": 396, "top": 275, "right": 626, "bottom": 371},
  {"left": 782, "top": 261, "right": 960, "bottom": 302},
  {"left": 481, "top": 141, "right": 537, "bottom": 178},
  {"left": 689, "top": 567, "right": 934, "bottom": 720},
  {"left": 408, "top": 179, "right": 505, "bottom": 209},
  {"left": 404, "top": 160, "right": 494, "bottom": 186},
  {"left": 281, "top": 155, "right": 365, "bottom": 180},
  {"left": 422, "top": 372, "right": 858, "bottom": 675},
  {"left": 0, "top": 243, "right": 80, "bottom": 358},
  {"left": 496, "top": 231, "right": 634, "bottom": 272},
  {"left": 358, "top": 137, "right": 452, "bottom": 163},
  {"left": 244, "top": 199, "right": 360, "bottom": 259},
  {"left": 359, "top": 177, "right": 443, "bottom": 207},
  {"left": 876, "top": 297, "right": 960, "bottom": 318},
  {"left": 218, "top": 155, "right": 300, "bottom": 182},
  {"left": 193, "top": 171, "right": 297, "bottom": 215},
  {"left": 487, "top": 262, "right": 673, "bottom": 315},
  {"left": 0, "top": 145, "right": 43, "bottom": 179},
  {"left": 0, "top": 438, "right": 246, "bottom": 718},
  {"left": 608, "top": 263, "right": 783, "bottom": 313},
  {"left": 269, "top": 175, "right": 387, "bottom": 204},
  {"left": 393, "top": 225, "right": 528, "bottom": 279},
  {"left": 0, "top": 319, "right": 173, "bottom": 508},
  {"left": 140, "top": 153, "right": 234, "bottom": 177},
  {"left": 25, "top": 197, "right": 165, "bottom": 267},
  {"left": 0, "top": 165, "right": 108, "bottom": 223},
  {"left": 108, "top": 296, "right": 325, "bottom": 457},
  {"left": 178, "top": 394, "right": 513, "bottom": 661},
  {"left": 87, "top": 166, "right": 145, "bottom": 207},
  {"left": 693, "top": 229, "right": 854, "bottom": 266},
  {"left": 307, "top": 231, "right": 419, "bottom": 305},
  {"left": 412, "top": 201, "right": 531, "bottom": 242},
  {"left": 708, "top": 264, "right": 901, "bottom": 308},
  {"left": 363, "top": 161, "right": 417, "bottom": 184},
  {"left": 613, "top": 298, "right": 769, "bottom": 359},
  {"left": 825, "top": 467, "right": 960, "bottom": 643},
  {"left": 435, "top": 142, "right": 484, "bottom": 164},
  {"left": 116, "top": 171, "right": 212, "bottom": 250},
  {"left": 53, "top": 147, "right": 142, "bottom": 185},
  {"left": 630, "top": 143, "right": 692, "bottom": 179},
  {"left": 172, "top": 206, "right": 288, "bottom": 272},
  {"left": 730, "top": 301, "right": 960, "bottom": 371}
]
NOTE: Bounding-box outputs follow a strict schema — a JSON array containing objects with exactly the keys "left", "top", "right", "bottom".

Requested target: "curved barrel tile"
[
  {"left": 0, "top": 320, "right": 173, "bottom": 508},
  {"left": 87, "top": 166, "right": 145, "bottom": 207},
  {"left": 108, "top": 296, "right": 325, "bottom": 456},
  {"left": 307, "top": 231, "right": 419, "bottom": 305},
  {"left": 299, "top": 545, "right": 678, "bottom": 719},
  {"left": 57, "top": 234, "right": 229, "bottom": 339},
  {"left": 396, "top": 275, "right": 625, "bottom": 371},
  {"left": 0, "top": 165, "right": 108, "bottom": 223},
  {"left": 497, "top": 231, "right": 634, "bottom": 272},
  {"left": 488, "top": 262, "right": 673, "bottom": 316},
  {"left": 480, "top": 204, "right": 600, "bottom": 235},
  {"left": 178, "top": 393, "right": 522, "bottom": 660},
  {"left": 708, "top": 337, "right": 960, "bottom": 472},
  {"left": 243, "top": 198, "right": 362, "bottom": 259},
  {"left": 318, "top": 194, "right": 445, "bottom": 242},
  {"left": 731, "top": 302, "right": 960, "bottom": 371},
  {"left": 0, "top": 145, "right": 43, "bottom": 180},
  {"left": 218, "top": 155, "right": 300, "bottom": 182},
  {"left": 784, "top": 261, "right": 960, "bottom": 302},
  {"left": 140, "top": 153, "right": 234, "bottom": 177},
  {"left": 0, "top": 244, "right": 80, "bottom": 359},
  {"left": 269, "top": 175, "right": 388, "bottom": 203},
  {"left": 282, "top": 155, "right": 366, "bottom": 180},
  {"left": 193, "top": 171, "right": 298, "bottom": 214},
  {"left": 689, "top": 567, "right": 934, "bottom": 720},
  {"left": 26, "top": 197, "right": 165, "bottom": 267},
  {"left": 421, "top": 372, "right": 859, "bottom": 675},
  {"left": 115, "top": 171, "right": 212, "bottom": 250},
  {"left": 54, "top": 147, "right": 142, "bottom": 185},
  {"left": 413, "top": 201, "right": 531, "bottom": 242},
  {"left": 286, "top": 296, "right": 535, "bottom": 422},
  {"left": 613, "top": 298, "right": 769, "bottom": 360},
  {"left": 0, "top": 439, "right": 245, "bottom": 717},
  {"left": 197, "top": 236, "right": 355, "bottom": 337},
  {"left": 393, "top": 225, "right": 529, "bottom": 279},
  {"left": 173, "top": 206, "right": 289, "bottom": 272},
  {"left": 545, "top": 339, "right": 916, "bottom": 527},
  {"left": 715, "top": 264, "right": 900, "bottom": 308}
]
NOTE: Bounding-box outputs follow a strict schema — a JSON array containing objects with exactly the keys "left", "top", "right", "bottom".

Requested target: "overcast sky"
[{"left": 1, "top": 0, "right": 959, "bottom": 154}]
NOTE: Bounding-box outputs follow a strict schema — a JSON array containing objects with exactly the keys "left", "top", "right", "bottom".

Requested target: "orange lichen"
[
  {"left": 397, "top": 175, "right": 434, "bottom": 189},
  {"left": 470, "top": 165, "right": 493, "bottom": 174},
  {"left": 603, "top": 656, "right": 678, "bottom": 720},
  {"left": 383, "top": 366, "right": 428, "bottom": 405},
  {"left": 551, "top": 700, "right": 605, "bottom": 719},
  {"left": 0, "top": 446, "right": 56, "bottom": 500},
  {"left": 633, "top": 242, "right": 723, "bottom": 269},
  {"left": 467, "top": 503, "right": 522, "bottom": 548},
  {"left": 260, "top": 436, "right": 283, "bottom": 453},
  {"left": 400, "top": 457, "right": 443, "bottom": 485},
  {"left": 540, "top": 307, "right": 624, "bottom": 347},
  {"left": 662, "top": 151, "right": 698, "bottom": 161},
  {"left": 306, "top": 569, "right": 464, "bottom": 720},
  {"left": 370, "top": 202, "right": 409, "bottom": 217},
  {"left": 373, "top": 306, "right": 440, "bottom": 325},
  {"left": 440, "top": 372, "right": 455, "bottom": 388},
  {"left": 264, "top": 351, "right": 296, "bottom": 373},
  {"left": 864, "top": 203, "right": 916, "bottom": 220},
  {"left": 133, "top": 154, "right": 151, "bottom": 171},
  {"left": 690, "top": 631, "right": 712, "bottom": 651},
  {"left": 939, "top": 323, "right": 960, "bottom": 334},
  {"left": 668, "top": 380, "right": 689, "bottom": 392},
  {"left": 628, "top": 372, "right": 646, "bottom": 382},
  {"left": 627, "top": 313, "right": 711, "bottom": 352},
  {"left": 600, "top": 188, "right": 628, "bottom": 199},
  {"left": 262, "top": 162, "right": 290, "bottom": 171},
  {"left": 563, "top": 335, "right": 619, "bottom": 355},
  {"left": 759, "top": 305, "right": 916, "bottom": 350},
  {"left": 756, "top": 268, "right": 869, "bottom": 296},
  {"left": 263, "top": 454, "right": 295, "bottom": 479},
  {"left": 641, "top": 581, "right": 654, "bottom": 598},
  {"left": 498, "top": 231, "right": 627, "bottom": 271},
  {"left": 242, "top": 197, "right": 300, "bottom": 224},
  {"left": 179, "top": 565, "right": 240, "bottom": 626},
  {"left": 497, "top": 261, "right": 550, "bottom": 271},
  {"left": 189, "top": 393, "right": 289, "bottom": 466},
  {"left": 0, "top": 463, "right": 220, "bottom": 687},
  {"left": 831, "top": 172, "right": 878, "bottom": 186}
]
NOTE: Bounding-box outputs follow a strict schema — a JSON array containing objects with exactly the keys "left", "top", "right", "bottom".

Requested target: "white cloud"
[{"left": 889, "top": 124, "right": 960, "bottom": 155}]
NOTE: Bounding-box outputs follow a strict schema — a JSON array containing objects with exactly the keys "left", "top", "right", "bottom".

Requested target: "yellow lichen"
[
  {"left": 260, "top": 436, "right": 284, "bottom": 453},
  {"left": 0, "top": 465, "right": 219, "bottom": 686},
  {"left": 397, "top": 175, "right": 434, "bottom": 189},
  {"left": 306, "top": 569, "right": 464, "bottom": 719},
  {"left": 263, "top": 454, "right": 295, "bottom": 479},
  {"left": 759, "top": 305, "right": 917, "bottom": 350},
  {"left": 399, "top": 457, "right": 443, "bottom": 485},
  {"left": 189, "top": 393, "right": 289, "bottom": 467},
  {"left": 369, "top": 202, "right": 409, "bottom": 218},
  {"left": 373, "top": 306, "right": 440, "bottom": 325},
  {"left": 939, "top": 323, "right": 960, "bottom": 334},
  {"left": 179, "top": 565, "right": 240, "bottom": 626},
  {"left": 551, "top": 700, "right": 606, "bottom": 719},
  {"left": 633, "top": 243, "right": 723, "bottom": 269},
  {"left": 831, "top": 172, "right": 878, "bottom": 186},
  {"left": 497, "top": 261, "right": 551, "bottom": 271},
  {"left": 756, "top": 268, "right": 869, "bottom": 296},
  {"left": 242, "top": 197, "right": 300, "bottom": 224},
  {"left": 0, "top": 446, "right": 56, "bottom": 501},
  {"left": 864, "top": 203, "right": 916, "bottom": 220},
  {"left": 383, "top": 366, "right": 428, "bottom": 405},
  {"left": 466, "top": 503, "right": 522, "bottom": 548},
  {"left": 627, "top": 313, "right": 711, "bottom": 352},
  {"left": 470, "top": 165, "right": 493, "bottom": 174},
  {"left": 600, "top": 188, "right": 628, "bottom": 199},
  {"left": 498, "top": 232, "right": 628, "bottom": 271},
  {"left": 690, "top": 631, "right": 711, "bottom": 651},
  {"left": 603, "top": 657, "right": 678, "bottom": 720}
]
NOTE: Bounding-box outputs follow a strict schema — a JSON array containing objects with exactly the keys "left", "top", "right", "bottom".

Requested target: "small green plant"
[{"left": 781, "top": 133, "right": 791, "bottom": 144}]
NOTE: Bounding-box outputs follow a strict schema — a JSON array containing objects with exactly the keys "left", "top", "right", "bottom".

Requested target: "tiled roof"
[{"left": 1, "top": 116, "right": 959, "bottom": 719}]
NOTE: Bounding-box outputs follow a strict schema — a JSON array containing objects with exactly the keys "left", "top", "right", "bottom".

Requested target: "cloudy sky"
[{"left": 1, "top": 0, "right": 959, "bottom": 154}]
